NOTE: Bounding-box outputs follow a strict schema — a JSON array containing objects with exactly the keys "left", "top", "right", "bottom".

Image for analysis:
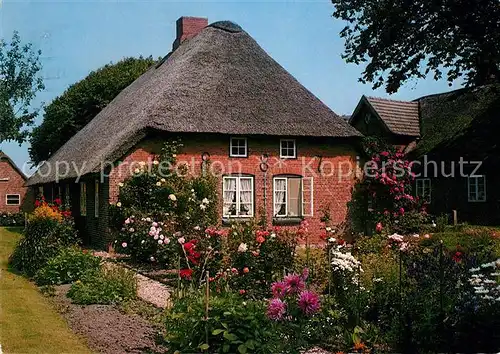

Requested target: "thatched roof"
[
  {"left": 413, "top": 85, "right": 500, "bottom": 158},
  {"left": 0, "top": 151, "right": 27, "bottom": 180},
  {"left": 27, "top": 20, "right": 360, "bottom": 186}
]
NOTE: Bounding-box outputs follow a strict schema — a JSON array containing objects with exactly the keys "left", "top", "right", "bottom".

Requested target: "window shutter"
[{"left": 301, "top": 177, "right": 313, "bottom": 217}]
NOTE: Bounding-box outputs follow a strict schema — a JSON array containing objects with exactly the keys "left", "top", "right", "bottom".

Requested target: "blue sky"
[{"left": 1, "top": 0, "right": 461, "bottom": 172}]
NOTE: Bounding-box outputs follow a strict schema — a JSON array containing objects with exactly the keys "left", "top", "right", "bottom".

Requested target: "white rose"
[
  {"left": 153, "top": 160, "right": 159, "bottom": 165},
  {"left": 202, "top": 198, "right": 209, "bottom": 204},
  {"left": 116, "top": 202, "right": 122, "bottom": 207},
  {"left": 134, "top": 168, "right": 140, "bottom": 174},
  {"left": 156, "top": 182, "right": 161, "bottom": 186},
  {"left": 161, "top": 178, "right": 166, "bottom": 183},
  {"left": 158, "top": 239, "right": 163, "bottom": 245},
  {"left": 238, "top": 243, "right": 248, "bottom": 253},
  {"left": 118, "top": 182, "right": 124, "bottom": 187},
  {"left": 168, "top": 194, "right": 177, "bottom": 201}
]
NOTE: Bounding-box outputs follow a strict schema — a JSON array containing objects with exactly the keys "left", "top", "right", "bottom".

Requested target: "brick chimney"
[{"left": 172, "top": 17, "right": 208, "bottom": 50}]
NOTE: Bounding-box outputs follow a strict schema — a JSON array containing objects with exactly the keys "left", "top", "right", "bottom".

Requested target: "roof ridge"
[{"left": 366, "top": 96, "right": 417, "bottom": 105}]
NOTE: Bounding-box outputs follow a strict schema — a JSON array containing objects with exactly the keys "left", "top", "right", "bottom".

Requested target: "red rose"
[
  {"left": 243, "top": 267, "right": 249, "bottom": 274},
  {"left": 179, "top": 269, "right": 193, "bottom": 279},
  {"left": 239, "top": 289, "right": 246, "bottom": 295}
]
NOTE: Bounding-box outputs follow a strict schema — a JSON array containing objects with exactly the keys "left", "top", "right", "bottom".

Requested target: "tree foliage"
[
  {"left": 29, "top": 56, "right": 155, "bottom": 164},
  {"left": 332, "top": 0, "right": 500, "bottom": 93},
  {"left": 0, "top": 31, "right": 44, "bottom": 143}
]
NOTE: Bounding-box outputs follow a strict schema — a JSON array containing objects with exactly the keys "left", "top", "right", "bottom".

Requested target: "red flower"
[
  {"left": 179, "top": 269, "right": 193, "bottom": 279},
  {"left": 256, "top": 235, "right": 265, "bottom": 244},
  {"left": 452, "top": 251, "right": 462, "bottom": 263},
  {"left": 239, "top": 289, "right": 246, "bottom": 295},
  {"left": 375, "top": 222, "right": 383, "bottom": 233},
  {"left": 34, "top": 200, "right": 41, "bottom": 207},
  {"left": 54, "top": 198, "right": 62, "bottom": 206},
  {"left": 243, "top": 267, "right": 249, "bottom": 274}
]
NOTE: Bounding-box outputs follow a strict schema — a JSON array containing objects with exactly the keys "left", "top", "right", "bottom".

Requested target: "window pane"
[
  {"left": 274, "top": 178, "right": 287, "bottom": 216},
  {"left": 287, "top": 178, "right": 301, "bottom": 216},
  {"left": 6, "top": 195, "right": 20, "bottom": 205}
]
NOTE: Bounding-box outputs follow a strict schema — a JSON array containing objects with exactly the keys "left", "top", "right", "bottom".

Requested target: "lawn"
[{"left": 0, "top": 227, "right": 91, "bottom": 354}]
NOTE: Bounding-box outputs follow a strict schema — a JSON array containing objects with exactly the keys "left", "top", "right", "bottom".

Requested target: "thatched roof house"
[{"left": 28, "top": 19, "right": 359, "bottom": 186}]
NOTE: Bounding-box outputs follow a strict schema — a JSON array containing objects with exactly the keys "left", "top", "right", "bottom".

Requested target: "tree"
[
  {"left": 29, "top": 57, "right": 155, "bottom": 164},
  {"left": 332, "top": 0, "right": 500, "bottom": 93},
  {"left": 0, "top": 31, "right": 44, "bottom": 143}
]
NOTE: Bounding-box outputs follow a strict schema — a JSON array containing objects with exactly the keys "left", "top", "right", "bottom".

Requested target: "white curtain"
[
  {"left": 240, "top": 178, "right": 252, "bottom": 215},
  {"left": 274, "top": 179, "right": 286, "bottom": 216},
  {"left": 223, "top": 178, "right": 237, "bottom": 215}
]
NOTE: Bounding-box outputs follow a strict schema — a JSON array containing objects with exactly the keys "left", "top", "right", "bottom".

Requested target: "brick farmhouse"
[
  {"left": 0, "top": 151, "right": 31, "bottom": 214},
  {"left": 27, "top": 17, "right": 362, "bottom": 248}
]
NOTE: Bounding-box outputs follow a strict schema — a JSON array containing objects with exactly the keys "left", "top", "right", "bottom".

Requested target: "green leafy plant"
[
  {"left": 0, "top": 212, "right": 24, "bottom": 226},
  {"left": 164, "top": 292, "right": 282, "bottom": 353},
  {"left": 9, "top": 216, "right": 78, "bottom": 277},
  {"left": 34, "top": 247, "right": 101, "bottom": 285},
  {"left": 67, "top": 266, "right": 137, "bottom": 305}
]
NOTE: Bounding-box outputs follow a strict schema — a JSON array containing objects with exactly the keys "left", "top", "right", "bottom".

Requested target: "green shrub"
[
  {"left": 0, "top": 212, "right": 24, "bottom": 226},
  {"left": 164, "top": 292, "right": 282, "bottom": 353},
  {"left": 9, "top": 217, "right": 79, "bottom": 277},
  {"left": 294, "top": 247, "right": 329, "bottom": 293},
  {"left": 34, "top": 247, "right": 101, "bottom": 285},
  {"left": 67, "top": 266, "right": 137, "bottom": 305}
]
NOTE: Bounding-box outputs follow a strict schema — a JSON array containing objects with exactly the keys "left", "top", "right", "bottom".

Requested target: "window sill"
[
  {"left": 222, "top": 217, "right": 254, "bottom": 226},
  {"left": 272, "top": 217, "right": 303, "bottom": 226}
]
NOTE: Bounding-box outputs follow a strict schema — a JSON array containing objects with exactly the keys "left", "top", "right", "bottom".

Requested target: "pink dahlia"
[
  {"left": 267, "top": 298, "right": 287, "bottom": 321},
  {"left": 271, "top": 281, "right": 288, "bottom": 298},
  {"left": 283, "top": 274, "right": 305, "bottom": 294},
  {"left": 298, "top": 290, "right": 321, "bottom": 316}
]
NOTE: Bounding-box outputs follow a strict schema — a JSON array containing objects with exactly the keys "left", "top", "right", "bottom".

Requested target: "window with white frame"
[
  {"left": 223, "top": 176, "right": 254, "bottom": 217},
  {"left": 280, "top": 139, "right": 296, "bottom": 159},
  {"left": 415, "top": 178, "right": 431, "bottom": 203},
  {"left": 95, "top": 180, "right": 99, "bottom": 218},
  {"left": 6, "top": 194, "right": 20, "bottom": 205},
  {"left": 80, "top": 182, "right": 87, "bottom": 216},
  {"left": 468, "top": 175, "right": 486, "bottom": 202},
  {"left": 273, "top": 176, "right": 313, "bottom": 217},
  {"left": 230, "top": 137, "right": 247, "bottom": 157}
]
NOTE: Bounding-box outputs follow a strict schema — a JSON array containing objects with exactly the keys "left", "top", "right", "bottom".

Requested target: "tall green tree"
[
  {"left": 332, "top": 0, "right": 500, "bottom": 93},
  {"left": 29, "top": 56, "right": 155, "bottom": 164},
  {"left": 0, "top": 31, "right": 44, "bottom": 143}
]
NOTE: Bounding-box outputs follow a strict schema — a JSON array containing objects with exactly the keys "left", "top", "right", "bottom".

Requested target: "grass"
[{"left": 0, "top": 227, "right": 91, "bottom": 354}]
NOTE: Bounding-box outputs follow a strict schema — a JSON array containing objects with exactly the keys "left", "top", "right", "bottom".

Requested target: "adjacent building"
[
  {"left": 0, "top": 151, "right": 31, "bottom": 214},
  {"left": 350, "top": 85, "right": 500, "bottom": 225}
]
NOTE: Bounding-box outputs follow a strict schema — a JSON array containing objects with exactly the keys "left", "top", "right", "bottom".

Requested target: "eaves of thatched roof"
[{"left": 27, "top": 21, "right": 360, "bottom": 186}]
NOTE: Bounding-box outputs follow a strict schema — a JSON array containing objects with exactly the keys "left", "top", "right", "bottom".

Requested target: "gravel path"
[
  {"left": 50, "top": 285, "right": 167, "bottom": 354},
  {"left": 135, "top": 273, "right": 171, "bottom": 308}
]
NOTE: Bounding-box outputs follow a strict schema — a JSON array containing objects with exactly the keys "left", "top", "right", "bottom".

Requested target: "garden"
[{"left": 6, "top": 139, "right": 500, "bottom": 353}]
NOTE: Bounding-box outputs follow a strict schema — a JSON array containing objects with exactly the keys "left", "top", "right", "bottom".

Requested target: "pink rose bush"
[{"left": 359, "top": 137, "right": 430, "bottom": 235}]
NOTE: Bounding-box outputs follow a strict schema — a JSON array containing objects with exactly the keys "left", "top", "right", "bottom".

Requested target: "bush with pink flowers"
[{"left": 348, "top": 137, "right": 430, "bottom": 236}]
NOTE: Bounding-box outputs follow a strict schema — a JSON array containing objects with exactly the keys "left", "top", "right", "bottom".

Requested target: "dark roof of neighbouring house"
[
  {"left": 27, "top": 20, "right": 360, "bottom": 186},
  {"left": 413, "top": 84, "right": 500, "bottom": 159},
  {"left": 349, "top": 96, "right": 420, "bottom": 136},
  {"left": 0, "top": 151, "right": 27, "bottom": 180}
]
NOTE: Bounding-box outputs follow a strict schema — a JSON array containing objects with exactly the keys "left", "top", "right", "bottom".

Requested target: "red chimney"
[{"left": 173, "top": 17, "right": 208, "bottom": 50}]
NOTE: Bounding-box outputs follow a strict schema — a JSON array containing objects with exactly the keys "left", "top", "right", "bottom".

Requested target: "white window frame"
[
  {"left": 222, "top": 176, "right": 254, "bottom": 218},
  {"left": 80, "top": 182, "right": 87, "bottom": 216},
  {"left": 415, "top": 178, "right": 431, "bottom": 203},
  {"left": 468, "top": 175, "right": 486, "bottom": 202},
  {"left": 280, "top": 139, "right": 296, "bottom": 159},
  {"left": 5, "top": 194, "right": 20, "bottom": 206},
  {"left": 273, "top": 176, "right": 313, "bottom": 217},
  {"left": 94, "top": 180, "right": 99, "bottom": 218},
  {"left": 229, "top": 137, "right": 248, "bottom": 157}
]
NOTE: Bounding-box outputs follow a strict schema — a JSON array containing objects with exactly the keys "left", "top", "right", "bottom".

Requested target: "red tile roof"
[{"left": 366, "top": 96, "right": 420, "bottom": 136}]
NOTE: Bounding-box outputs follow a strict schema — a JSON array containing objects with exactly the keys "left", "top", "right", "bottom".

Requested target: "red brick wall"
[
  {"left": 109, "top": 134, "right": 361, "bottom": 243},
  {"left": 0, "top": 159, "right": 29, "bottom": 213}
]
